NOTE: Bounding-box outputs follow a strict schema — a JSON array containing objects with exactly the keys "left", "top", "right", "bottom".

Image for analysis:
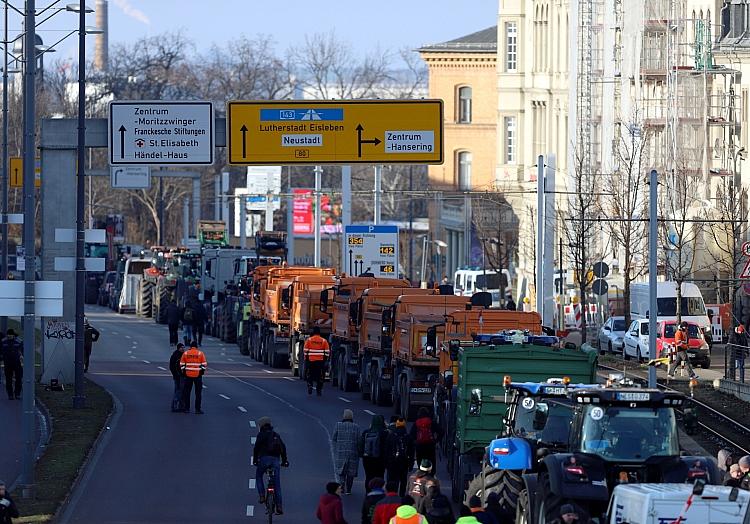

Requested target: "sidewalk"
[{"left": 0, "top": 395, "right": 24, "bottom": 487}]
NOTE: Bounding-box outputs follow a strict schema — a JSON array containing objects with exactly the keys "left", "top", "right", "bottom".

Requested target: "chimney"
[{"left": 94, "top": 0, "right": 108, "bottom": 71}]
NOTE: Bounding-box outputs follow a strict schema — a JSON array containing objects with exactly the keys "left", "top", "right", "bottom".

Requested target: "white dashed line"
[
  {"left": 157, "top": 366, "right": 167, "bottom": 371},
  {"left": 246, "top": 505, "right": 254, "bottom": 517},
  {"left": 221, "top": 353, "right": 226, "bottom": 356},
  {"left": 248, "top": 479, "right": 256, "bottom": 489},
  {"left": 130, "top": 355, "right": 136, "bottom": 359},
  {"left": 227, "top": 358, "right": 234, "bottom": 362},
  {"left": 142, "top": 360, "right": 151, "bottom": 364},
  {"left": 219, "top": 394, "right": 231, "bottom": 400},
  {"left": 112, "top": 331, "right": 119, "bottom": 335},
  {"left": 251, "top": 437, "right": 256, "bottom": 445},
  {"left": 125, "top": 335, "right": 131, "bottom": 339},
  {"left": 364, "top": 409, "right": 376, "bottom": 416},
  {"left": 127, "top": 351, "right": 132, "bottom": 354},
  {"left": 202, "top": 385, "right": 208, "bottom": 389},
  {"left": 249, "top": 420, "right": 256, "bottom": 428},
  {"left": 338, "top": 397, "right": 352, "bottom": 403},
  {"left": 283, "top": 377, "right": 295, "bottom": 382},
  {"left": 243, "top": 363, "right": 253, "bottom": 367},
  {"left": 263, "top": 369, "right": 274, "bottom": 374},
  {"left": 238, "top": 406, "right": 247, "bottom": 413}
]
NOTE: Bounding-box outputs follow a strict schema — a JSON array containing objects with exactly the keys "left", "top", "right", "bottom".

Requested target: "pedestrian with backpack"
[
  {"left": 360, "top": 414, "right": 389, "bottom": 488},
  {"left": 409, "top": 407, "right": 442, "bottom": 470},
  {"left": 384, "top": 417, "right": 414, "bottom": 497},
  {"left": 182, "top": 302, "right": 195, "bottom": 344},
  {"left": 406, "top": 460, "right": 436, "bottom": 508},
  {"left": 332, "top": 409, "right": 361, "bottom": 494}
]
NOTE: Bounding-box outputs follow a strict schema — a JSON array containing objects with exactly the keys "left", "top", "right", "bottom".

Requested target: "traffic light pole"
[{"left": 648, "top": 169, "right": 658, "bottom": 389}]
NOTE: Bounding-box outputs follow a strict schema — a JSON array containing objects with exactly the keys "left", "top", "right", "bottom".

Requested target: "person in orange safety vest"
[
  {"left": 304, "top": 326, "right": 329, "bottom": 396},
  {"left": 180, "top": 341, "right": 207, "bottom": 413}
]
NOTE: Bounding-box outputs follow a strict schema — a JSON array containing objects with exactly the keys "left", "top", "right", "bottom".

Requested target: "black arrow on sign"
[
  {"left": 356, "top": 124, "right": 381, "bottom": 158},
  {"left": 118, "top": 125, "right": 126, "bottom": 159},
  {"left": 240, "top": 125, "right": 248, "bottom": 158},
  {"left": 348, "top": 249, "right": 353, "bottom": 276}
]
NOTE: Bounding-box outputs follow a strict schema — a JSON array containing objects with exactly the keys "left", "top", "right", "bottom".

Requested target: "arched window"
[
  {"left": 458, "top": 86, "right": 472, "bottom": 123},
  {"left": 457, "top": 151, "right": 472, "bottom": 190}
]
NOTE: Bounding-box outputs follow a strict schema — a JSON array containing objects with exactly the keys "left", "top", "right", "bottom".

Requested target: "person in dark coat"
[
  {"left": 192, "top": 300, "right": 207, "bottom": 346},
  {"left": 169, "top": 343, "right": 186, "bottom": 412},
  {"left": 316, "top": 481, "right": 347, "bottom": 524},
  {"left": 409, "top": 407, "right": 442, "bottom": 471},
  {"left": 360, "top": 414, "right": 389, "bottom": 489},
  {"left": 505, "top": 296, "right": 517, "bottom": 311},
  {"left": 165, "top": 300, "right": 180, "bottom": 346},
  {"left": 384, "top": 417, "right": 414, "bottom": 497},
  {"left": 0, "top": 480, "right": 19, "bottom": 524},
  {"left": 361, "top": 477, "right": 385, "bottom": 524},
  {"left": 253, "top": 417, "right": 289, "bottom": 515},
  {"left": 417, "top": 481, "right": 454, "bottom": 524},
  {"left": 83, "top": 317, "right": 100, "bottom": 373},
  {"left": 1, "top": 329, "right": 22, "bottom": 400},
  {"left": 724, "top": 464, "right": 743, "bottom": 487},
  {"left": 729, "top": 325, "right": 749, "bottom": 382}
]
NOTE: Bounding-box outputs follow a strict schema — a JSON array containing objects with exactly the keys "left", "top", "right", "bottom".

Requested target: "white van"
[
  {"left": 630, "top": 281, "right": 712, "bottom": 345},
  {"left": 607, "top": 483, "right": 750, "bottom": 524},
  {"left": 453, "top": 268, "right": 508, "bottom": 307}
]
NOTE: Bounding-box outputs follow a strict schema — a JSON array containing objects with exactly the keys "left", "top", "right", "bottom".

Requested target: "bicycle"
[{"left": 263, "top": 466, "right": 277, "bottom": 523}]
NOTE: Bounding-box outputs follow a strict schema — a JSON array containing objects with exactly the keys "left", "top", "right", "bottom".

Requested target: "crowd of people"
[{"left": 718, "top": 449, "right": 750, "bottom": 490}]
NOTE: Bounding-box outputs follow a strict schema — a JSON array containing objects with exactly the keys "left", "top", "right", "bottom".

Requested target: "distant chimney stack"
[{"left": 94, "top": 0, "right": 108, "bottom": 71}]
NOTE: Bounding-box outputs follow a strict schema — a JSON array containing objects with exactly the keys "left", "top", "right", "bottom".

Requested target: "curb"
[
  {"left": 9, "top": 401, "right": 52, "bottom": 494},
  {"left": 53, "top": 387, "right": 121, "bottom": 524}
]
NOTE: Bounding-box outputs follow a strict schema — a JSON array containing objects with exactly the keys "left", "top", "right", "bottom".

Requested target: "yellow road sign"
[
  {"left": 9, "top": 157, "right": 41, "bottom": 188},
  {"left": 227, "top": 99, "right": 443, "bottom": 165}
]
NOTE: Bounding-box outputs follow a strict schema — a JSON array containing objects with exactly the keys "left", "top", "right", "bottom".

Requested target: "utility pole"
[
  {"left": 314, "top": 166, "right": 321, "bottom": 267},
  {"left": 1, "top": 0, "right": 9, "bottom": 336},
  {"left": 648, "top": 169, "right": 658, "bottom": 389},
  {"left": 408, "top": 166, "right": 413, "bottom": 281},
  {"left": 536, "top": 156, "right": 545, "bottom": 319},
  {"left": 374, "top": 165, "right": 382, "bottom": 225}
]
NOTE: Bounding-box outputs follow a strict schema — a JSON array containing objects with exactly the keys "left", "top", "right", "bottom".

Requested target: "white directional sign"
[
  {"left": 109, "top": 101, "right": 214, "bottom": 165},
  {"left": 110, "top": 165, "right": 151, "bottom": 188},
  {"left": 344, "top": 225, "right": 399, "bottom": 279}
]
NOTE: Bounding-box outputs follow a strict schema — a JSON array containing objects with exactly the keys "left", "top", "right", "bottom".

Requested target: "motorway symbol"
[{"left": 356, "top": 124, "right": 381, "bottom": 158}]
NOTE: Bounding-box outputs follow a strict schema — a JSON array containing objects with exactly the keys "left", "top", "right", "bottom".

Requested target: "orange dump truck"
[
  {"left": 357, "top": 287, "right": 436, "bottom": 405},
  {"left": 245, "top": 265, "right": 275, "bottom": 361},
  {"left": 323, "top": 277, "right": 412, "bottom": 391},
  {"left": 261, "top": 266, "right": 335, "bottom": 368},
  {"left": 287, "top": 274, "right": 337, "bottom": 377}
]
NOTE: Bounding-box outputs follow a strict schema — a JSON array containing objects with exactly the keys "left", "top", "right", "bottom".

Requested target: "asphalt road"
[
  {"left": 0, "top": 391, "right": 24, "bottom": 486},
  {"left": 60, "top": 306, "right": 440, "bottom": 523}
]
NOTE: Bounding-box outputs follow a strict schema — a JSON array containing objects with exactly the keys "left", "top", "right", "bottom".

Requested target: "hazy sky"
[{"left": 25, "top": 0, "right": 498, "bottom": 65}]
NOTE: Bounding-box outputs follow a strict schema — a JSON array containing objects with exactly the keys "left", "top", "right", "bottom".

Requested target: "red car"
[{"left": 655, "top": 321, "right": 711, "bottom": 368}]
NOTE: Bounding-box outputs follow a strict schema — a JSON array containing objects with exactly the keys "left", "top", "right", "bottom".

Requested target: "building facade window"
[
  {"left": 505, "top": 117, "right": 517, "bottom": 164},
  {"left": 457, "top": 151, "right": 472, "bottom": 189},
  {"left": 505, "top": 22, "right": 518, "bottom": 72},
  {"left": 458, "top": 86, "right": 472, "bottom": 123}
]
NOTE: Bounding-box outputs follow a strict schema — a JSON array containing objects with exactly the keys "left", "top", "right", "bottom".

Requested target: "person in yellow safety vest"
[
  {"left": 388, "top": 505, "right": 428, "bottom": 523},
  {"left": 180, "top": 342, "right": 207, "bottom": 414},
  {"left": 304, "top": 326, "right": 330, "bottom": 396}
]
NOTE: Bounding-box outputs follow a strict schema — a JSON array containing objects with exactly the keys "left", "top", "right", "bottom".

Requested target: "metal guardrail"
[{"left": 598, "top": 362, "right": 750, "bottom": 455}]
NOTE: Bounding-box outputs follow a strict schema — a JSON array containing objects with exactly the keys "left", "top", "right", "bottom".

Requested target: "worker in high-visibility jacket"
[
  {"left": 180, "top": 343, "right": 207, "bottom": 413},
  {"left": 304, "top": 326, "right": 330, "bottom": 396}
]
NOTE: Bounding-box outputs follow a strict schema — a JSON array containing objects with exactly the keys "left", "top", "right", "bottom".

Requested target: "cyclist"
[{"left": 253, "top": 416, "right": 289, "bottom": 515}]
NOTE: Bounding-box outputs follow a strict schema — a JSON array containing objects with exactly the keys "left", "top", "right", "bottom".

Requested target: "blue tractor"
[
  {"left": 464, "top": 379, "right": 600, "bottom": 518},
  {"left": 492, "top": 384, "right": 721, "bottom": 523}
]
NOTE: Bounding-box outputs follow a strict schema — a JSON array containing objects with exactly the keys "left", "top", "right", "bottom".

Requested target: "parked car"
[
  {"left": 598, "top": 316, "right": 626, "bottom": 354},
  {"left": 656, "top": 320, "right": 711, "bottom": 369},
  {"left": 623, "top": 319, "right": 650, "bottom": 361}
]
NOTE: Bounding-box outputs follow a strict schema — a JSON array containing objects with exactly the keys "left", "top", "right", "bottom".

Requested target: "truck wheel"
[
  {"left": 464, "top": 466, "right": 509, "bottom": 505},
  {"left": 271, "top": 351, "right": 287, "bottom": 369},
  {"left": 537, "top": 472, "right": 564, "bottom": 524},
  {"left": 337, "top": 355, "right": 346, "bottom": 389},
  {"left": 450, "top": 451, "right": 461, "bottom": 502},
  {"left": 400, "top": 377, "right": 410, "bottom": 420},
  {"left": 290, "top": 336, "right": 298, "bottom": 376},
  {"left": 297, "top": 341, "right": 306, "bottom": 380},
  {"left": 374, "top": 373, "right": 391, "bottom": 407},
  {"left": 239, "top": 335, "right": 249, "bottom": 356}
]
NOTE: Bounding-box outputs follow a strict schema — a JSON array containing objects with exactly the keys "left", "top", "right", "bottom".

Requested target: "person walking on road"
[
  {"left": 0, "top": 481, "right": 19, "bottom": 524},
  {"left": 169, "top": 343, "right": 186, "bottom": 412},
  {"left": 1, "top": 329, "right": 22, "bottom": 400},
  {"left": 384, "top": 417, "right": 414, "bottom": 497},
  {"left": 253, "top": 416, "right": 289, "bottom": 515},
  {"left": 316, "top": 481, "right": 348, "bottom": 524},
  {"left": 409, "top": 407, "right": 442, "bottom": 470},
  {"left": 180, "top": 342, "right": 207, "bottom": 414},
  {"left": 667, "top": 322, "right": 697, "bottom": 379},
  {"left": 362, "top": 478, "right": 386, "bottom": 524},
  {"left": 83, "top": 317, "right": 100, "bottom": 373},
  {"left": 332, "top": 409, "right": 361, "bottom": 494},
  {"left": 729, "top": 324, "right": 749, "bottom": 382},
  {"left": 405, "top": 460, "right": 436, "bottom": 508},
  {"left": 372, "top": 481, "right": 403, "bottom": 524},
  {"left": 193, "top": 299, "right": 206, "bottom": 347},
  {"left": 304, "top": 326, "right": 330, "bottom": 396},
  {"left": 418, "top": 481, "right": 454, "bottom": 524},
  {"left": 166, "top": 300, "right": 180, "bottom": 346},
  {"left": 360, "top": 414, "right": 388, "bottom": 489},
  {"left": 182, "top": 301, "right": 196, "bottom": 344}
]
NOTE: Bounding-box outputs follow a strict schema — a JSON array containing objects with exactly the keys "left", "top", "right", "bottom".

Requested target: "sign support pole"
[
  {"left": 648, "top": 169, "right": 658, "bottom": 389},
  {"left": 239, "top": 197, "right": 247, "bottom": 248},
  {"left": 314, "top": 165, "right": 322, "bottom": 267},
  {"left": 536, "top": 156, "right": 545, "bottom": 321},
  {"left": 21, "top": 0, "right": 37, "bottom": 496},
  {"left": 286, "top": 166, "right": 294, "bottom": 265},
  {"left": 341, "top": 166, "right": 351, "bottom": 272},
  {"left": 374, "top": 165, "right": 382, "bottom": 225}
]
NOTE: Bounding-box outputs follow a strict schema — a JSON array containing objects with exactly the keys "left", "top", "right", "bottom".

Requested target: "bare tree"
[{"left": 603, "top": 118, "right": 651, "bottom": 327}]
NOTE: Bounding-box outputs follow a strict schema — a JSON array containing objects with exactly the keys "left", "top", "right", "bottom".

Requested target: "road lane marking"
[
  {"left": 283, "top": 376, "right": 295, "bottom": 382},
  {"left": 249, "top": 420, "right": 256, "bottom": 428},
  {"left": 202, "top": 385, "right": 207, "bottom": 389},
  {"left": 112, "top": 331, "right": 119, "bottom": 335},
  {"left": 142, "top": 360, "right": 151, "bottom": 364},
  {"left": 127, "top": 351, "right": 132, "bottom": 354},
  {"left": 263, "top": 369, "right": 274, "bottom": 374},
  {"left": 157, "top": 366, "right": 167, "bottom": 371},
  {"left": 243, "top": 363, "right": 253, "bottom": 367},
  {"left": 125, "top": 335, "right": 131, "bottom": 339},
  {"left": 238, "top": 406, "right": 247, "bottom": 413},
  {"left": 364, "top": 409, "right": 376, "bottom": 416},
  {"left": 227, "top": 358, "right": 234, "bottom": 362},
  {"left": 248, "top": 479, "right": 256, "bottom": 489},
  {"left": 219, "top": 394, "right": 231, "bottom": 400},
  {"left": 129, "top": 356, "right": 137, "bottom": 359},
  {"left": 221, "top": 353, "right": 226, "bottom": 356},
  {"left": 251, "top": 437, "right": 256, "bottom": 444},
  {"left": 246, "top": 505, "right": 254, "bottom": 517},
  {"left": 338, "top": 397, "right": 352, "bottom": 403}
]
